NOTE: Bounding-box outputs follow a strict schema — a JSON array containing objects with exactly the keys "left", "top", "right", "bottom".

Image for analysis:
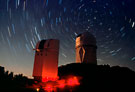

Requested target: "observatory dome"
[{"left": 76, "top": 32, "right": 97, "bottom": 48}]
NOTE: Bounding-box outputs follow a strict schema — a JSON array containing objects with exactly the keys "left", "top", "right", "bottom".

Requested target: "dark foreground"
[
  {"left": 0, "top": 63, "right": 135, "bottom": 91},
  {"left": 59, "top": 63, "right": 135, "bottom": 91}
]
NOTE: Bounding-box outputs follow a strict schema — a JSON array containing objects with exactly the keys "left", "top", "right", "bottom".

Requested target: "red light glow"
[
  {"left": 57, "top": 79, "right": 66, "bottom": 88},
  {"left": 44, "top": 85, "right": 53, "bottom": 92},
  {"left": 67, "top": 77, "right": 80, "bottom": 86},
  {"left": 32, "top": 76, "right": 81, "bottom": 92},
  {"left": 42, "top": 77, "right": 58, "bottom": 82}
]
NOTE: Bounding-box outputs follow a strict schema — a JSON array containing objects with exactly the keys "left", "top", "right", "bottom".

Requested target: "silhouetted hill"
[
  {"left": 0, "top": 66, "right": 35, "bottom": 92},
  {"left": 1, "top": 63, "right": 135, "bottom": 91},
  {"left": 58, "top": 63, "right": 135, "bottom": 90}
]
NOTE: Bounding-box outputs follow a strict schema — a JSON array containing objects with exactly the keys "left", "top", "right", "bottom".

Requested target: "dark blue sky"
[{"left": 0, "top": 0, "right": 135, "bottom": 77}]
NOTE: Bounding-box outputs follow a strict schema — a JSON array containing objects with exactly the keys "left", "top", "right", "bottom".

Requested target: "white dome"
[{"left": 76, "top": 32, "right": 96, "bottom": 48}]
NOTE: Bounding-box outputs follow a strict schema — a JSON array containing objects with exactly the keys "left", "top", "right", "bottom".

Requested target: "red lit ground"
[{"left": 31, "top": 76, "right": 81, "bottom": 92}]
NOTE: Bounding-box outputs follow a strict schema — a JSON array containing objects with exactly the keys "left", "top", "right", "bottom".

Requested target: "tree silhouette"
[{"left": 0, "top": 66, "right": 35, "bottom": 92}]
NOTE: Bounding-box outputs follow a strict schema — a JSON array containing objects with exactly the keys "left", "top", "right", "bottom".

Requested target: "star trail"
[{"left": 0, "top": 0, "right": 135, "bottom": 77}]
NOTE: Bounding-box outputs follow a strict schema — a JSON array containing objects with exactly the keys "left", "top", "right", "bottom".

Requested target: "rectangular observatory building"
[{"left": 33, "top": 39, "right": 59, "bottom": 82}]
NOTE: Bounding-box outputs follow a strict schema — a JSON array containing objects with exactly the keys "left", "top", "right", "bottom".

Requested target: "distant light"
[{"left": 36, "top": 88, "right": 39, "bottom": 92}]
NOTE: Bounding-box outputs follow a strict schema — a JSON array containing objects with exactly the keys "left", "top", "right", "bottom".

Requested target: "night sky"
[{"left": 0, "top": 0, "right": 135, "bottom": 77}]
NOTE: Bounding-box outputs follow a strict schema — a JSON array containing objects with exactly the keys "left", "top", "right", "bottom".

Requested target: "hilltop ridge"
[{"left": 58, "top": 63, "right": 135, "bottom": 90}]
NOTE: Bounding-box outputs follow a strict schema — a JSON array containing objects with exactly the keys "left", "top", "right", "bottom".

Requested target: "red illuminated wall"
[{"left": 33, "top": 39, "right": 59, "bottom": 82}]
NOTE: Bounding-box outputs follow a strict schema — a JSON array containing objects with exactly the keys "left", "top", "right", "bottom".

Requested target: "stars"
[
  {"left": 120, "top": 26, "right": 125, "bottom": 32},
  {"left": 59, "top": 0, "right": 62, "bottom": 5},
  {"left": 93, "top": 0, "right": 96, "bottom": 3},
  {"left": 62, "top": 53, "right": 67, "bottom": 58},
  {"left": 64, "top": 7, "right": 66, "bottom": 12},
  {"left": 94, "top": 17, "right": 96, "bottom": 20},
  {"left": 23, "top": 0, "right": 26, "bottom": 11},
  {"left": 132, "top": 22, "right": 135, "bottom": 28},
  {"left": 131, "top": 57, "right": 135, "bottom": 61},
  {"left": 7, "top": 26, "right": 12, "bottom": 37},
  {"left": 30, "top": 40, "right": 34, "bottom": 49},
  {"left": 7, "top": 0, "right": 9, "bottom": 12},
  {"left": 0, "top": 0, "right": 135, "bottom": 76},
  {"left": 17, "top": 0, "right": 20, "bottom": 6},
  {"left": 78, "top": 4, "right": 85, "bottom": 10},
  {"left": 12, "top": 24, "right": 16, "bottom": 35}
]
